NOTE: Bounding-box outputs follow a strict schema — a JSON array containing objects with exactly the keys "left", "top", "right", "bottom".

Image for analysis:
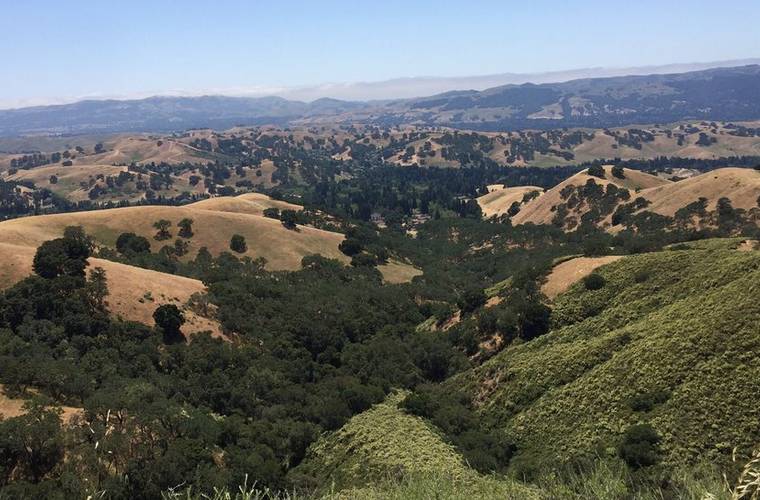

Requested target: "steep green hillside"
[
  {"left": 293, "top": 392, "right": 538, "bottom": 498},
  {"left": 455, "top": 239, "right": 760, "bottom": 472}
]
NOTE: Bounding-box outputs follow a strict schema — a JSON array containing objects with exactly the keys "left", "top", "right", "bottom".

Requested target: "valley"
[{"left": 1, "top": 62, "right": 760, "bottom": 499}]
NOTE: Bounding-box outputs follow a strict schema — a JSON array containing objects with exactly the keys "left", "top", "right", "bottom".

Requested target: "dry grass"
[
  {"left": 0, "top": 384, "right": 81, "bottom": 423},
  {"left": 0, "top": 242, "right": 222, "bottom": 338},
  {"left": 727, "top": 447, "right": 760, "bottom": 500},
  {"left": 189, "top": 192, "right": 302, "bottom": 216},
  {"left": 512, "top": 166, "right": 670, "bottom": 226},
  {"left": 0, "top": 204, "right": 348, "bottom": 271},
  {"left": 513, "top": 166, "right": 760, "bottom": 230},
  {"left": 737, "top": 240, "right": 760, "bottom": 252},
  {"left": 541, "top": 255, "right": 623, "bottom": 299},
  {"left": 641, "top": 167, "right": 760, "bottom": 216},
  {"left": 5, "top": 163, "right": 131, "bottom": 201},
  {"left": 91, "top": 136, "right": 212, "bottom": 165},
  {"left": 476, "top": 186, "right": 543, "bottom": 217},
  {"left": 376, "top": 259, "right": 423, "bottom": 284},
  {"left": 0, "top": 195, "right": 350, "bottom": 336}
]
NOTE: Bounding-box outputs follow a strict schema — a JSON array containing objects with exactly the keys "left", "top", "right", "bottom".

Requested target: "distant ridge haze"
[
  {"left": 273, "top": 58, "right": 760, "bottom": 102},
  {"left": 2, "top": 58, "right": 759, "bottom": 110},
  {"left": 2, "top": 62, "right": 760, "bottom": 136}
]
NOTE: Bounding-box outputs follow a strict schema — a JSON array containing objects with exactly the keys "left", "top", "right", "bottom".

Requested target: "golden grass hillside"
[
  {"left": 0, "top": 204, "right": 348, "bottom": 270},
  {"left": 3, "top": 162, "right": 210, "bottom": 203},
  {"left": 0, "top": 242, "right": 221, "bottom": 338},
  {"left": 89, "top": 136, "right": 214, "bottom": 165},
  {"left": 512, "top": 166, "right": 670, "bottom": 226},
  {"left": 640, "top": 167, "right": 760, "bottom": 216},
  {"left": 476, "top": 186, "right": 543, "bottom": 218},
  {"left": 6, "top": 164, "right": 130, "bottom": 201},
  {"left": 541, "top": 255, "right": 623, "bottom": 299},
  {"left": 512, "top": 166, "right": 760, "bottom": 230},
  {"left": 0, "top": 385, "right": 82, "bottom": 423},
  {"left": 187, "top": 192, "right": 303, "bottom": 216}
]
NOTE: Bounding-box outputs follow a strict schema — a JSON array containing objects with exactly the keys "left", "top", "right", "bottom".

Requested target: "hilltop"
[
  {"left": 188, "top": 192, "right": 303, "bottom": 216},
  {"left": 293, "top": 392, "right": 540, "bottom": 498},
  {"left": 0, "top": 193, "right": 350, "bottom": 335},
  {"left": 476, "top": 185, "right": 542, "bottom": 218},
  {"left": 511, "top": 166, "right": 671, "bottom": 227},
  {"left": 0, "top": 198, "right": 347, "bottom": 270},
  {"left": 511, "top": 166, "right": 760, "bottom": 231}
]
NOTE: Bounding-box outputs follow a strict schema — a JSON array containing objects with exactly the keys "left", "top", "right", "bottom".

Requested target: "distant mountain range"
[{"left": 2, "top": 64, "right": 760, "bottom": 136}]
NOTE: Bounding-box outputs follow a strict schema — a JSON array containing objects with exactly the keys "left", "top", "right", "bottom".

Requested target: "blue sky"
[{"left": 1, "top": 0, "right": 759, "bottom": 107}]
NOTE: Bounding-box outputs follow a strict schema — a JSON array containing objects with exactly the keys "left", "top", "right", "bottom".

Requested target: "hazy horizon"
[{"left": 1, "top": 57, "right": 759, "bottom": 111}]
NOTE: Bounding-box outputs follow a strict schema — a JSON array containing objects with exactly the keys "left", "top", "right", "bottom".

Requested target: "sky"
[{"left": 1, "top": 0, "right": 759, "bottom": 108}]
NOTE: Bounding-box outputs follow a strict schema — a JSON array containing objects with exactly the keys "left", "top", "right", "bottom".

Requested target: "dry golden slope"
[
  {"left": 0, "top": 193, "right": 348, "bottom": 336},
  {"left": 476, "top": 185, "right": 543, "bottom": 218},
  {"left": 0, "top": 204, "right": 348, "bottom": 270},
  {"left": 512, "top": 166, "right": 671, "bottom": 226},
  {"left": 90, "top": 136, "right": 212, "bottom": 165},
  {"left": 0, "top": 243, "right": 221, "bottom": 338},
  {"left": 541, "top": 255, "right": 623, "bottom": 299},
  {"left": 640, "top": 167, "right": 760, "bottom": 216},
  {"left": 188, "top": 192, "right": 303, "bottom": 216},
  {"left": 513, "top": 166, "right": 760, "bottom": 229},
  {"left": 0, "top": 384, "right": 82, "bottom": 422},
  {"left": 6, "top": 164, "right": 129, "bottom": 201},
  {"left": 0, "top": 193, "right": 420, "bottom": 334}
]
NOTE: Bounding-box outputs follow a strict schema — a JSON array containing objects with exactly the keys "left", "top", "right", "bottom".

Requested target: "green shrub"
[
  {"left": 633, "top": 270, "right": 650, "bottom": 283},
  {"left": 230, "top": 234, "right": 247, "bottom": 253},
  {"left": 628, "top": 390, "right": 670, "bottom": 412},
  {"left": 618, "top": 424, "right": 661, "bottom": 468},
  {"left": 457, "top": 288, "right": 486, "bottom": 315},
  {"left": 351, "top": 253, "right": 377, "bottom": 267},
  {"left": 116, "top": 232, "right": 151, "bottom": 254},
  {"left": 583, "top": 273, "right": 606, "bottom": 290},
  {"left": 611, "top": 165, "right": 626, "bottom": 179},
  {"left": 587, "top": 165, "right": 606, "bottom": 179}
]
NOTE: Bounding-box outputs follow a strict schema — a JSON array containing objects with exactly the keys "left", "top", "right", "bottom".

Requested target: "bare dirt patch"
[{"left": 542, "top": 255, "right": 623, "bottom": 299}]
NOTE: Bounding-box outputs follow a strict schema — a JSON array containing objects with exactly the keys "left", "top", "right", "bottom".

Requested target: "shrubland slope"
[
  {"left": 294, "top": 392, "right": 539, "bottom": 498},
  {"left": 454, "top": 240, "right": 760, "bottom": 470}
]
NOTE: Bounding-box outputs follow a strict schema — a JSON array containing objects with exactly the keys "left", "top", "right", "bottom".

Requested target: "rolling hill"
[
  {"left": 0, "top": 193, "right": 351, "bottom": 335},
  {"left": 187, "top": 192, "right": 303, "bottom": 216},
  {"left": 293, "top": 392, "right": 539, "bottom": 498},
  {"left": 510, "top": 166, "right": 671, "bottom": 227},
  {"left": 640, "top": 167, "right": 760, "bottom": 215},
  {"left": 511, "top": 166, "right": 760, "bottom": 230},
  {"left": 476, "top": 185, "right": 543, "bottom": 218},
  {"left": 453, "top": 240, "right": 760, "bottom": 471},
  {"left": 0, "top": 202, "right": 348, "bottom": 270},
  {"left": 0, "top": 242, "right": 221, "bottom": 337}
]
